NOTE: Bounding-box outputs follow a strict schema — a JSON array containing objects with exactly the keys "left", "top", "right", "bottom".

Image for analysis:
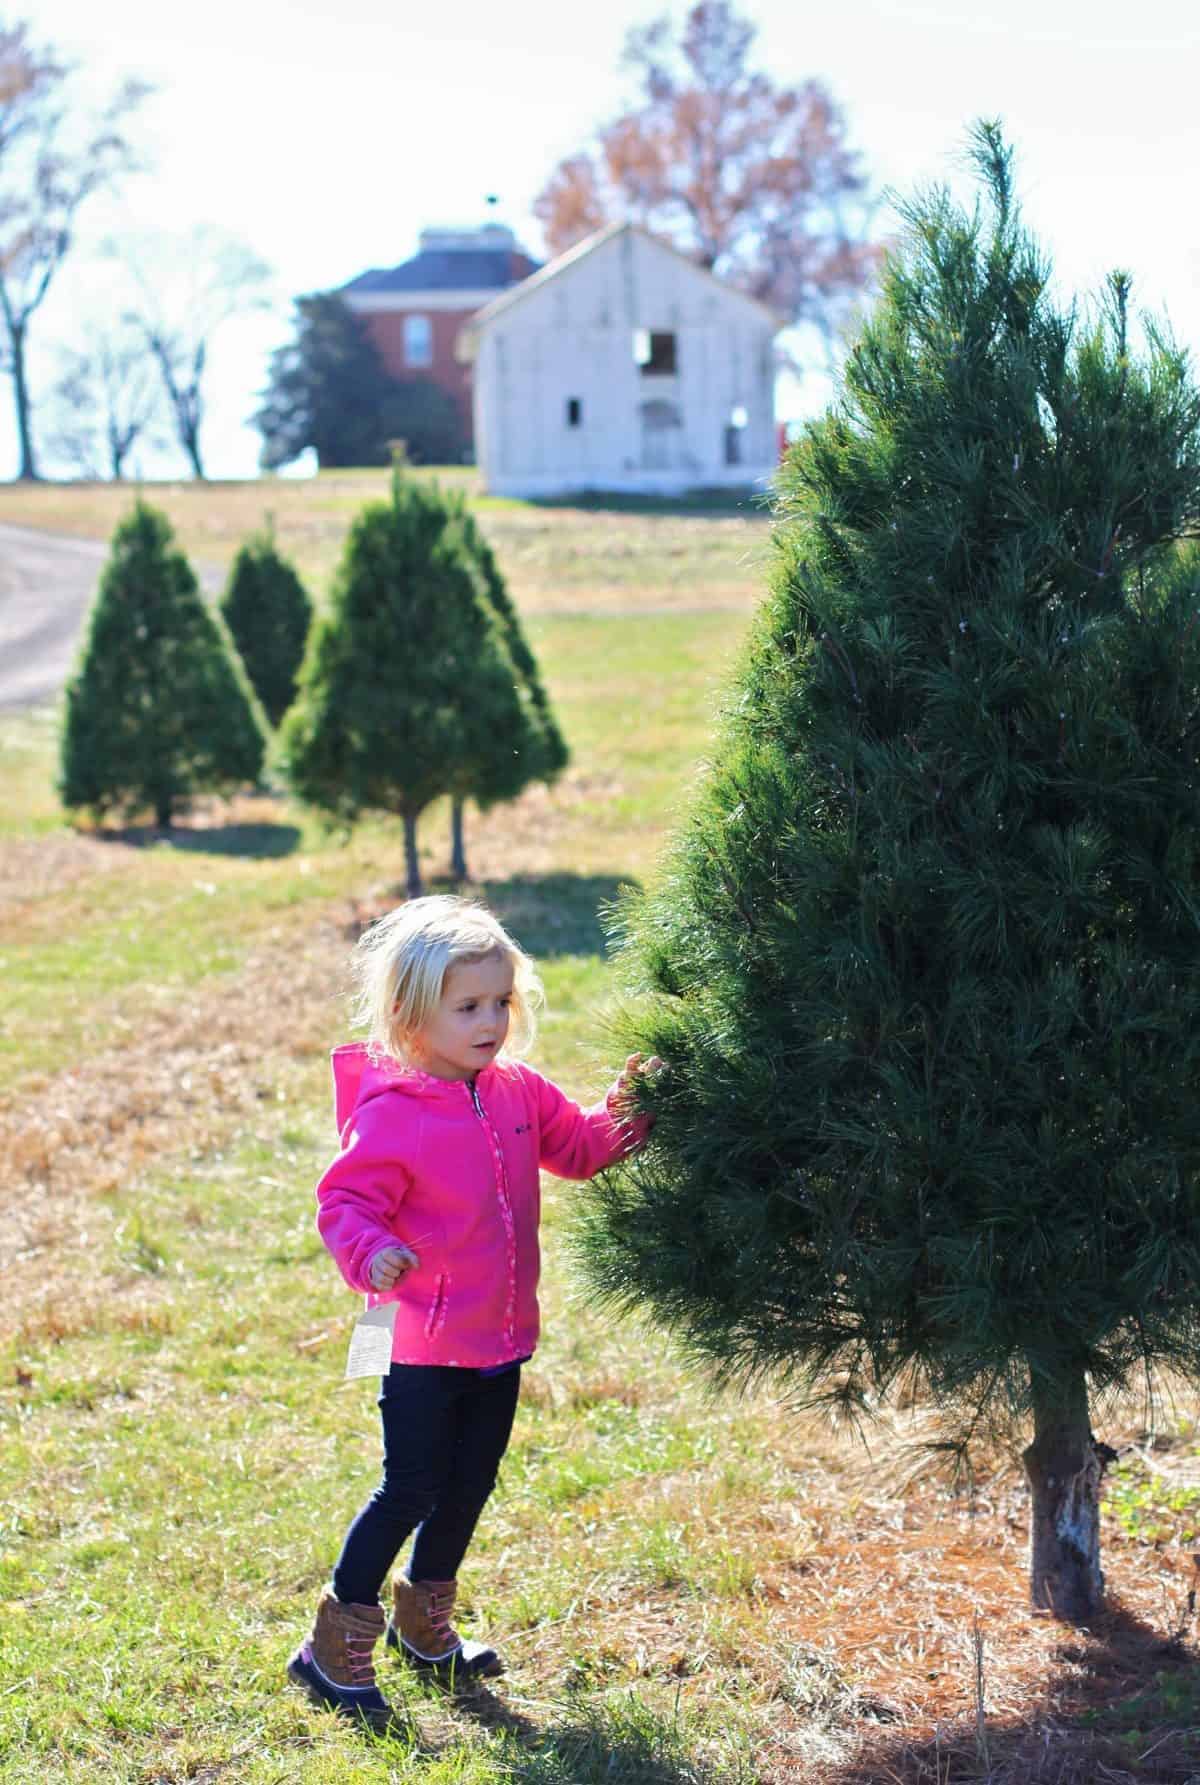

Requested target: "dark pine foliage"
[
  {"left": 219, "top": 526, "right": 313, "bottom": 727},
  {"left": 254, "top": 292, "right": 465, "bottom": 470},
  {"left": 279, "top": 475, "right": 566, "bottom": 894},
  {"left": 574, "top": 126, "right": 1200, "bottom": 1451},
  {"left": 59, "top": 502, "right": 266, "bottom": 828}
]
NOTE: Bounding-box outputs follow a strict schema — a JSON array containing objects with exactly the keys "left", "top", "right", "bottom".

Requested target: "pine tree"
[
  {"left": 219, "top": 523, "right": 313, "bottom": 727},
  {"left": 59, "top": 502, "right": 266, "bottom": 828},
  {"left": 280, "top": 476, "right": 564, "bottom": 895},
  {"left": 574, "top": 125, "right": 1200, "bottom": 1623},
  {"left": 444, "top": 498, "right": 568, "bottom": 878}
]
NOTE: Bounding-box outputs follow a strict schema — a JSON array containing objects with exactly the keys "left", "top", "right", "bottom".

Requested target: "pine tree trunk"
[
  {"left": 450, "top": 798, "right": 468, "bottom": 880},
  {"left": 403, "top": 811, "right": 422, "bottom": 899},
  {"left": 1023, "top": 1364, "right": 1106, "bottom": 1623},
  {"left": 154, "top": 795, "right": 173, "bottom": 829}
]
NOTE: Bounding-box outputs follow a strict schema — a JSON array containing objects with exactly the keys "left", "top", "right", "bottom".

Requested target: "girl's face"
[{"left": 412, "top": 951, "right": 514, "bottom": 1081}]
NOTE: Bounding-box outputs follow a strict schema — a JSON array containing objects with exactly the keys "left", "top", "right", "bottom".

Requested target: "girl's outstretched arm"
[{"left": 523, "top": 1055, "right": 661, "bottom": 1179}]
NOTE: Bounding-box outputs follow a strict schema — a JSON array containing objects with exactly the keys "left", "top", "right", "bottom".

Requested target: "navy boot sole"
[
  {"left": 385, "top": 1620, "right": 503, "bottom": 1680},
  {"left": 287, "top": 1648, "right": 395, "bottom": 1730}
]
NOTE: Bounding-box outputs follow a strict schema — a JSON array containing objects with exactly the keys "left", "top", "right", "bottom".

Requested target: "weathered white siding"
[{"left": 468, "top": 226, "right": 778, "bottom": 498}]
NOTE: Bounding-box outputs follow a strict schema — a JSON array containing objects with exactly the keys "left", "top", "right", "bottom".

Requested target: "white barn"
[{"left": 459, "top": 222, "right": 780, "bottom": 499}]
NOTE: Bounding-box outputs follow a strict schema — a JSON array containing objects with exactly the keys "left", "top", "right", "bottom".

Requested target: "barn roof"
[{"left": 459, "top": 220, "right": 781, "bottom": 352}]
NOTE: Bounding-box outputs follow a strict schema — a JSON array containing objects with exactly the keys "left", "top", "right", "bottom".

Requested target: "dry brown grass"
[
  {"left": 0, "top": 952, "right": 335, "bottom": 1315},
  {"left": 462, "top": 1372, "right": 1200, "bottom": 1781},
  {"left": 0, "top": 471, "right": 770, "bottom": 616}
]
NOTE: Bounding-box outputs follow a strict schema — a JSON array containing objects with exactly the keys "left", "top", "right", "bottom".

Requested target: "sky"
[{"left": 14, "top": 0, "right": 1200, "bottom": 479}]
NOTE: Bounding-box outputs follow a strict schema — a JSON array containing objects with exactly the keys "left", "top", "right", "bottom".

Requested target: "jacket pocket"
[{"left": 424, "top": 1273, "right": 449, "bottom": 1339}]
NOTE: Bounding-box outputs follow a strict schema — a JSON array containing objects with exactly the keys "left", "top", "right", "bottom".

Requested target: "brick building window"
[{"left": 403, "top": 314, "right": 433, "bottom": 368}]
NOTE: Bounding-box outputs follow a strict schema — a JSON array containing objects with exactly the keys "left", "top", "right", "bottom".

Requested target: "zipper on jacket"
[
  {"left": 424, "top": 1273, "right": 448, "bottom": 1339},
  {"left": 467, "top": 1078, "right": 519, "bottom": 1347}
]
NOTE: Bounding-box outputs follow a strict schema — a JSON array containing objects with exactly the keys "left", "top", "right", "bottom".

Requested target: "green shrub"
[
  {"left": 219, "top": 526, "right": 313, "bottom": 726},
  {"left": 280, "top": 475, "right": 564, "bottom": 893},
  {"left": 59, "top": 502, "right": 266, "bottom": 828}
]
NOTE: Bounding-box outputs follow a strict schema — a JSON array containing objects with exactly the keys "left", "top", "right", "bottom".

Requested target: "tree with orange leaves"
[{"left": 533, "top": 0, "right": 879, "bottom": 335}]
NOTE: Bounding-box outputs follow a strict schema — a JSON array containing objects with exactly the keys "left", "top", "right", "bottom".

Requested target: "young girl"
[{"left": 288, "top": 895, "right": 657, "bottom": 1723}]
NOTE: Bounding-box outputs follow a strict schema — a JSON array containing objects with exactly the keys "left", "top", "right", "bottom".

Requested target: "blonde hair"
[{"left": 351, "top": 894, "right": 542, "bottom": 1066}]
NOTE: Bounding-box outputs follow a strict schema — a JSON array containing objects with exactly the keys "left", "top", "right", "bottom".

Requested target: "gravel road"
[{"left": 0, "top": 523, "right": 222, "bottom": 711}]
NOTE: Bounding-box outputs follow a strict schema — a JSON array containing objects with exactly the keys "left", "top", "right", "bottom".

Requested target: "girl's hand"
[
  {"left": 613, "top": 1052, "right": 664, "bottom": 1115},
  {"left": 368, "top": 1244, "right": 419, "bottom": 1291}
]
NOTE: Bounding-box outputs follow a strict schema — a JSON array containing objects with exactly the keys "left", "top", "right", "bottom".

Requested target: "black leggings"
[{"left": 332, "top": 1362, "right": 521, "bottom": 1606}]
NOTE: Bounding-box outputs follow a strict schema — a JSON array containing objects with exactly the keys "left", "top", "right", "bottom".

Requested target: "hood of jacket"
[{"left": 330, "top": 1042, "right": 504, "bottom": 1132}]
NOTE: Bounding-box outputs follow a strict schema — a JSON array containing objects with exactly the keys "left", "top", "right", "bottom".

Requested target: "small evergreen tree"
[
  {"left": 219, "top": 524, "right": 313, "bottom": 726},
  {"left": 60, "top": 502, "right": 266, "bottom": 828},
  {"left": 575, "top": 126, "right": 1200, "bottom": 1624},
  {"left": 280, "top": 476, "right": 563, "bottom": 895},
  {"left": 444, "top": 498, "right": 568, "bottom": 877}
]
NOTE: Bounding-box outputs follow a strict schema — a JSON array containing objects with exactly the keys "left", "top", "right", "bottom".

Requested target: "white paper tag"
[{"left": 344, "top": 1302, "right": 398, "bottom": 1380}]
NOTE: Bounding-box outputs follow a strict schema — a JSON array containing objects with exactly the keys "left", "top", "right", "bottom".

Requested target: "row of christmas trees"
[{"left": 58, "top": 476, "right": 567, "bottom": 892}]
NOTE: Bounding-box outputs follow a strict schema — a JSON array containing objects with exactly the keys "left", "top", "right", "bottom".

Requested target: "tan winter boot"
[
  {"left": 287, "top": 1588, "right": 394, "bottom": 1728},
  {"left": 386, "top": 1574, "right": 502, "bottom": 1679}
]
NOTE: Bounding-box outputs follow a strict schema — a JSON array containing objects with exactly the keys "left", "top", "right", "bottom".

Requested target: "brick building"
[{"left": 340, "top": 224, "right": 539, "bottom": 453}]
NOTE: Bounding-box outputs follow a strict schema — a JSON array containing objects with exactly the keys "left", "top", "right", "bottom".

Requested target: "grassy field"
[{"left": 2, "top": 476, "right": 1199, "bottom": 1784}]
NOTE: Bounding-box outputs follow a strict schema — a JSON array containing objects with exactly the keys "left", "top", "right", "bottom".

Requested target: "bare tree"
[
  {"left": 123, "top": 227, "right": 271, "bottom": 479},
  {"left": 534, "top": 1, "right": 880, "bottom": 340},
  {"left": 44, "top": 323, "right": 163, "bottom": 479},
  {"left": 0, "top": 21, "right": 147, "bottom": 479}
]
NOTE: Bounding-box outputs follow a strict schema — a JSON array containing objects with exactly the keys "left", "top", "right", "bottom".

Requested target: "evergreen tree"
[
  {"left": 254, "top": 293, "right": 465, "bottom": 470},
  {"left": 444, "top": 498, "right": 568, "bottom": 877},
  {"left": 219, "top": 524, "right": 313, "bottom": 726},
  {"left": 60, "top": 502, "right": 266, "bottom": 828},
  {"left": 575, "top": 126, "right": 1200, "bottom": 1624},
  {"left": 280, "top": 476, "right": 563, "bottom": 894}
]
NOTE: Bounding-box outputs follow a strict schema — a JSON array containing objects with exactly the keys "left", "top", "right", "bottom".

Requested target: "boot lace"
[
  {"left": 344, "top": 1633, "right": 378, "bottom": 1687},
  {"left": 425, "top": 1585, "right": 459, "bottom": 1650}
]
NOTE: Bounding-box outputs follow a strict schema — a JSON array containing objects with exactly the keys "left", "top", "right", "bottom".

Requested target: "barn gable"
[{"left": 460, "top": 222, "right": 780, "bottom": 497}]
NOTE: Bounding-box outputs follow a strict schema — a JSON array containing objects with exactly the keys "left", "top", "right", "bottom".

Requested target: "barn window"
[
  {"left": 633, "top": 329, "right": 677, "bottom": 376},
  {"left": 403, "top": 314, "right": 433, "bottom": 368},
  {"left": 566, "top": 397, "right": 582, "bottom": 427}
]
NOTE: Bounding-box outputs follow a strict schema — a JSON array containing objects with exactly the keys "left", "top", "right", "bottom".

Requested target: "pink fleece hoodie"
[{"left": 314, "top": 1045, "right": 647, "bottom": 1368}]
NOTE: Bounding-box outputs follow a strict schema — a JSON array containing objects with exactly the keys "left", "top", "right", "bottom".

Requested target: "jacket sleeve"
[
  {"left": 315, "top": 1100, "right": 413, "bottom": 1295},
  {"left": 525, "top": 1065, "right": 651, "bottom": 1180}
]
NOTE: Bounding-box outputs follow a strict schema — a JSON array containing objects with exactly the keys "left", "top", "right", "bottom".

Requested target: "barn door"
[{"left": 639, "top": 398, "right": 683, "bottom": 470}]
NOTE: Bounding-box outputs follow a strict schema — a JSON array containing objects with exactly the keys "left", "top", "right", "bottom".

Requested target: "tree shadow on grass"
[
  {"left": 528, "top": 486, "right": 770, "bottom": 520},
  {"left": 416, "top": 872, "right": 642, "bottom": 960},
  {"left": 830, "top": 1595, "right": 1200, "bottom": 1784},
  {"left": 90, "top": 819, "right": 302, "bottom": 859},
  {"left": 436, "top": 1680, "right": 744, "bottom": 1784}
]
